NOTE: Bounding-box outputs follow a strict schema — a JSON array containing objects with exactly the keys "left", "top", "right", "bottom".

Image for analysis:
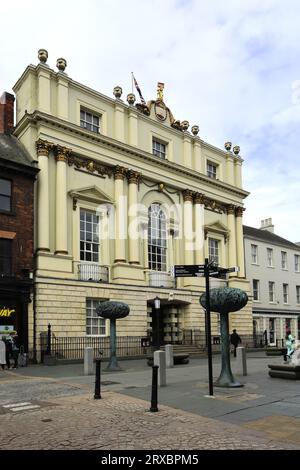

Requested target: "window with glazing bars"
[
  {"left": 80, "top": 209, "right": 99, "bottom": 262},
  {"left": 80, "top": 109, "right": 100, "bottom": 133},
  {"left": 208, "top": 238, "right": 219, "bottom": 265},
  {"left": 86, "top": 299, "right": 106, "bottom": 336},
  {"left": 0, "top": 178, "right": 12, "bottom": 212},
  {"left": 207, "top": 163, "right": 217, "bottom": 179},
  {"left": 269, "top": 281, "right": 275, "bottom": 302},
  {"left": 253, "top": 279, "right": 259, "bottom": 301},
  {"left": 148, "top": 204, "right": 167, "bottom": 271},
  {"left": 283, "top": 283, "right": 289, "bottom": 303},
  {"left": 152, "top": 139, "right": 166, "bottom": 159}
]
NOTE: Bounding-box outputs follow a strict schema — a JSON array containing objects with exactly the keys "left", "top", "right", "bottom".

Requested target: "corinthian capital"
[
  {"left": 194, "top": 192, "right": 205, "bottom": 204},
  {"left": 114, "top": 165, "right": 127, "bottom": 180},
  {"left": 55, "top": 145, "right": 72, "bottom": 162},
  {"left": 127, "top": 170, "right": 141, "bottom": 185},
  {"left": 36, "top": 139, "right": 53, "bottom": 157},
  {"left": 227, "top": 204, "right": 236, "bottom": 215},
  {"left": 183, "top": 189, "right": 194, "bottom": 202},
  {"left": 235, "top": 206, "right": 245, "bottom": 217}
]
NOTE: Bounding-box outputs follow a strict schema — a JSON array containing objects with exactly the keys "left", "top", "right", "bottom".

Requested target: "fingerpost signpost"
[{"left": 171, "top": 259, "right": 239, "bottom": 396}]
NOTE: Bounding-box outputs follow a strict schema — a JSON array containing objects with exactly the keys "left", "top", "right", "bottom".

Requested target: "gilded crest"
[{"left": 154, "top": 101, "right": 167, "bottom": 121}]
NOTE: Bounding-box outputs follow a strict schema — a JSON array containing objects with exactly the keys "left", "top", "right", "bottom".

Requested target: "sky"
[{"left": 1, "top": 0, "right": 300, "bottom": 242}]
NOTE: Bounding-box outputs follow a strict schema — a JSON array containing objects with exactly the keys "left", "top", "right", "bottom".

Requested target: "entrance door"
[{"left": 269, "top": 318, "right": 276, "bottom": 345}]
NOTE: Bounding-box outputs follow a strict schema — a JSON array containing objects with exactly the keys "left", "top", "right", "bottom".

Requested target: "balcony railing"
[
  {"left": 148, "top": 271, "right": 175, "bottom": 288},
  {"left": 78, "top": 263, "right": 109, "bottom": 282}
]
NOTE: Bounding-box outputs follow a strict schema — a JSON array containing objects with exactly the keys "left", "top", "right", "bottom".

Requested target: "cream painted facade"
[{"left": 13, "top": 54, "right": 252, "bottom": 356}]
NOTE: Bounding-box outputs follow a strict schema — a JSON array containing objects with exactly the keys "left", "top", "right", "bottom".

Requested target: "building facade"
[
  {"left": 0, "top": 92, "right": 39, "bottom": 354},
  {"left": 12, "top": 50, "right": 252, "bottom": 359},
  {"left": 244, "top": 219, "right": 300, "bottom": 345}
]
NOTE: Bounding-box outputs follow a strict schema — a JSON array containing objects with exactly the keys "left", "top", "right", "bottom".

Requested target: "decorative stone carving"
[
  {"left": 191, "top": 125, "right": 199, "bottom": 136},
  {"left": 38, "top": 49, "right": 48, "bottom": 64},
  {"left": 114, "top": 165, "right": 127, "bottom": 180},
  {"left": 127, "top": 170, "right": 141, "bottom": 184},
  {"left": 181, "top": 120, "right": 189, "bottom": 131},
  {"left": 127, "top": 93, "right": 136, "bottom": 105},
  {"left": 67, "top": 154, "right": 112, "bottom": 177},
  {"left": 56, "top": 58, "right": 67, "bottom": 72},
  {"left": 183, "top": 189, "right": 194, "bottom": 202},
  {"left": 55, "top": 145, "right": 71, "bottom": 162},
  {"left": 171, "top": 120, "right": 182, "bottom": 131},
  {"left": 135, "top": 103, "right": 150, "bottom": 116},
  {"left": 36, "top": 139, "right": 52, "bottom": 157},
  {"left": 233, "top": 145, "right": 240, "bottom": 155},
  {"left": 224, "top": 141, "right": 232, "bottom": 151},
  {"left": 227, "top": 205, "right": 236, "bottom": 215},
  {"left": 113, "top": 86, "right": 123, "bottom": 99},
  {"left": 194, "top": 192, "right": 205, "bottom": 204},
  {"left": 235, "top": 206, "right": 244, "bottom": 217},
  {"left": 158, "top": 183, "right": 165, "bottom": 192}
]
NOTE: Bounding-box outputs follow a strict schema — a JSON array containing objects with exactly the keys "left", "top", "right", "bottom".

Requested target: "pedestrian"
[
  {"left": 230, "top": 329, "right": 242, "bottom": 358},
  {"left": 3, "top": 334, "right": 13, "bottom": 369},
  {"left": 284, "top": 330, "right": 295, "bottom": 362},
  {"left": 0, "top": 338, "right": 6, "bottom": 370},
  {"left": 10, "top": 332, "right": 20, "bottom": 369}
]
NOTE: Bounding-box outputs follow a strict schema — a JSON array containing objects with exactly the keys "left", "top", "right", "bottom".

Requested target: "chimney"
[
  {"left": 0, "top": 92, "right": 15, "bottom": 134},
  {"left": 260, "top": 218, "right": 274, "bottom": 233}
]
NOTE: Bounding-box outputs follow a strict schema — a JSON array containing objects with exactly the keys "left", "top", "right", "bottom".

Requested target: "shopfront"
[{"left": 0, "top": 278, "right": 32, "bottom": 352}]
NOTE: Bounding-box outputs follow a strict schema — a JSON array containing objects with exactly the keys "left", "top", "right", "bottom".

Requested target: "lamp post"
[{"left": 154, "top": 296, "right": 161, "bottom": 351}]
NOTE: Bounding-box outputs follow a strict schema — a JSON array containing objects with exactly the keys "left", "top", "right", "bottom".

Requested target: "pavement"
[{"left": 0, "top": 351, "right": 300, "bottom": 451}]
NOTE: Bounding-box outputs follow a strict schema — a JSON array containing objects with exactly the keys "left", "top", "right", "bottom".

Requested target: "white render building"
[{"left": 244, "top": 219, "right": 300, "bottom": 345}]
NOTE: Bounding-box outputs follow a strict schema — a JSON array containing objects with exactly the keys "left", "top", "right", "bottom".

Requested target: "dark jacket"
[{"left": 230, "top": 332, "right": 241, "bottom": 347}]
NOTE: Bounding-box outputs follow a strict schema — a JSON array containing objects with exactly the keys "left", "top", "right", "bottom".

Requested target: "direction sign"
[
  {"left": 171, "top": 265, "right": 239, "bottom": 278},
  {"left": 171, "top": 265, "right": 205, "bottom": 278}
]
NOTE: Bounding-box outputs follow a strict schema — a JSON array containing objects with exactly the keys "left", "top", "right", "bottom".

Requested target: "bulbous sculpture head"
[
  {"left": 113, "top": 86, "right": 123, "bottom": 99},
  {"left": 96, "top": 301, "right": 130, "bottom": 320},
  {"left": 181, "top": 120, "right": 189, "bottom": 131},
  {"left": 56, "top": 58, "right": 67, "bottom": 72},
  {"left": 127, "top": 93, "right": 136, "bottom": 105},
  {"left": 191, "top": 125, "right": 199, "bottom": 136},
  {"left": 38, "top": 49, "right": 48, "bottom": 64},
  {"left": 200, "top": 287, "right": 248, "bottom": 314}
]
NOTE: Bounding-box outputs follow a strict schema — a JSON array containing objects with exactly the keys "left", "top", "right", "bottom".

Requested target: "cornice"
[{"left": 14, "top": 111, "right": 249, "bottom": 199}]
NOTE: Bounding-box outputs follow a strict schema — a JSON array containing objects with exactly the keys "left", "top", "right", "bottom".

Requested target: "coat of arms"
[{"left": 155, "top": 100, "right": 167, "bottom": 121}]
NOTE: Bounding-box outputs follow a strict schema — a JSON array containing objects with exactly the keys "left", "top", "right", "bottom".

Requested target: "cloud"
[{"left": 1, "top": 0, "right": 300, "bottom": 240}]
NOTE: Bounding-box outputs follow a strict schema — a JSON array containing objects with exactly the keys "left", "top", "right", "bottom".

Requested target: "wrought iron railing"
[
  {"left": 45, "top": 335, "right": 147, "bottom": 361},
  {"left": 78, "top": 263, "right": 109, "bottom": 282}
]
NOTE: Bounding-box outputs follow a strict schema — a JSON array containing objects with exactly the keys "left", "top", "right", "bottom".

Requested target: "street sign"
[
  {"left": 171, "top": 265, "right": 205, "bottom": 278},
  {"left": 171, "top": 265, "right": 239, "bottom": 278}
]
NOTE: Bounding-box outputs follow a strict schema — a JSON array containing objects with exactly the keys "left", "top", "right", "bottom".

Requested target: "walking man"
[{"left": 230, "top": 329, "right": 242, "bottom": 358}]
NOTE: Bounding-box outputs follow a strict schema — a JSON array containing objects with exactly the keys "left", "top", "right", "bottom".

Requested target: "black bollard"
[
  {"left": 149, "top": 365, "right": 159, "bottom": 412},
  {"left": 94, "top": 358, "right": 102, "bottom": 399}
]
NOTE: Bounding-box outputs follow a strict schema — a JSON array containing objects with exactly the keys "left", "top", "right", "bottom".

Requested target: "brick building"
[{"left": 0, "top": 92, "right": 39, "bottom": 354}]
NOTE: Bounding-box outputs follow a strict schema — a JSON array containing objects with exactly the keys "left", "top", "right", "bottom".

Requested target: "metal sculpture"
[
  {"left": 200, "top": 287, "right": 248, "bottom": 388},
  {"left": 96, "top": 301, "right": 130, "bottom": 371}
]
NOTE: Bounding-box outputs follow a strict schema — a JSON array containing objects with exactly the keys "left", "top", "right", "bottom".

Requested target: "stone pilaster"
[
  {"left": 235, "top": 206, "right": 245, "bottom": 277},
  {"left": 127, "top": 170, "right": 141, "bottom": 264},
  {"left": 114, "top": 166, "right": 127, "bottom": 263},
  {"left": 36, "top": 139, "right": 52, "bottom": 252},
  {"left": 55, "top": 146, "right": 71, "bottom": 254},
  {"left": 183, "top": 190, "right": 194, "bottom": 265},
  {"left": 227, "top": 205, "right": 237, "bottom": 274},
  {"left": 194, "top": 193, "right": 205, "bottom": 265}
]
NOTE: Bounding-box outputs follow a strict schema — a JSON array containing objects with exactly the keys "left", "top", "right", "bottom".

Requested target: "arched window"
[{"left": 148, "top": 203, "right": 167, "bottom": 271}]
